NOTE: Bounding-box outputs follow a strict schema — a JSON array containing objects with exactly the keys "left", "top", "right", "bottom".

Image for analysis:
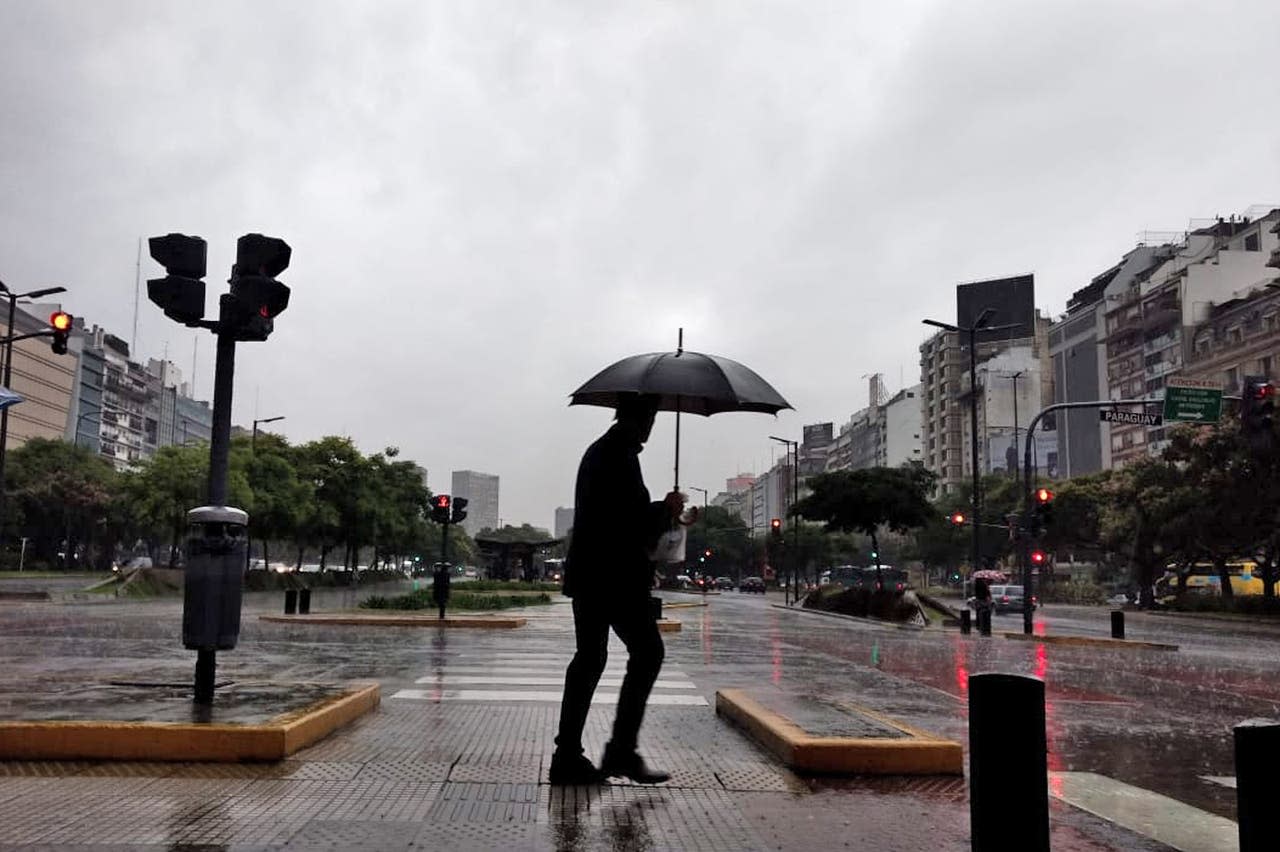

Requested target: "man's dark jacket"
[{"left": 563, "top": 423, "right": 668, "bottom": 601}]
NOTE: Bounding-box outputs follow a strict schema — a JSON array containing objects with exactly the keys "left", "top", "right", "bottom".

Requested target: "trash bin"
[
  {"left": 182, "top": 506, "right": 249, "bottom": 651},
  {"left": 649, "top": 596, "right": 663, "bottom": 621}
]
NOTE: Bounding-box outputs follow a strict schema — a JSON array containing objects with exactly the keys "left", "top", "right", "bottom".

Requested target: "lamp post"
[
  {"left": 0, "top": 282, "right": 68, "bottom": 562},
  {"left": 1008, "top": 371, "right": 1023, "bottom": 478},
  {"left": 248, "top": 416, "right": 285, "bottom": 571},
  {"left": 689, "top": 485, "right": 708, "bottom": 587},
  {"left": 769, "top": 436, "right": 800, "bottom": 603},
  {"left": 922, "top": 310, "right": 1018, "bottom": 577}
]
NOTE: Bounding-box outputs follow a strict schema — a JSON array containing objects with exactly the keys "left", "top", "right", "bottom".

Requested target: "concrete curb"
[
  {"left": 0, "top": 682, "right": 380, "bottom": 762},
  {"left": 657, "top": 618, "right": 682, "bottom": 633},
  {"left": 715, "top": 689, "right": 962, "bottom": 775},
  {"left": 259, "top": 613, "right": 527, "bottom": 628},
  {"left": 1000, "top": 632, "right": 1178, "bottom": 651},
  {"left": 661, "top": 601, "right": 709, "bottom": 610},
  {"left": 770, "top": 603, "right": 925, "bottom": 631}
]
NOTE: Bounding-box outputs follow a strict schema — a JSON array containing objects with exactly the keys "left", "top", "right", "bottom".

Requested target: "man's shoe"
[
  {"left": 548, "top": 751, "right": 606, "bottom": 785},
  {"left": 600, "top": 746, "right": 670, "bottom": 784}
]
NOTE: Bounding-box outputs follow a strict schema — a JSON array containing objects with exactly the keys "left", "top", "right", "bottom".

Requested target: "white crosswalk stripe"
[{"left": 392, "top": 651, "right": 707, "bottom": 706}]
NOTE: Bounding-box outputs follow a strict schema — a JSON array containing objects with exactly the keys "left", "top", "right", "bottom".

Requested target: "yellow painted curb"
[
  {"left": 260, "top": 613, "right": 526, "bottom": 628},
  {"left": 1000, "top": 632, "right": 1178, "bottom": 652},
  {"left": 715, "top": 688, "right": 962, "bottom": 776},
  {"left": 657, "top": 618, "right": 682, "bottom": 633},
  {"left": 0, "top": 682, "right": 380, "bottom": 762},
  {"left": 661, "top": 602, "right": 709, "bottom": 610}
]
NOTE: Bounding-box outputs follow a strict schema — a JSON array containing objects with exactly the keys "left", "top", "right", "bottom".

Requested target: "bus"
[{"left": 1156, "top": 561, "right": 1266, "bottom": 599}]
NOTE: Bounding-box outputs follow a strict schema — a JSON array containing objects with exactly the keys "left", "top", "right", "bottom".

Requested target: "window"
[
  {"left": 1225, "top": 367, "right": 1240, "bottom": 390},
  {"left": 1244, "top": 233, "right": 1260, "bottom": 252},
  {"left": 1230, "top": 327, "right": 1243, "bottom": 344},
  {"left": 1261, "top": 356, "right": 1274, "bottom": 380}
]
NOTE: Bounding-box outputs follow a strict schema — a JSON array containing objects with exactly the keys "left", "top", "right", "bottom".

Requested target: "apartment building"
[{"left": 452, "top": 469, "right": 500, "bottom": 537}]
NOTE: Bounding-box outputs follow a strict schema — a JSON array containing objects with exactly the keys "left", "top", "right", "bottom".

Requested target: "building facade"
[
  {"left": 880, "top": 384, "right": 923, "bottom": 468},
  {"left": 0, "top": 303, "right": 76, "bottom": 450},
  {"left": 452, "top": 469, "right": 500, "bottom": 537},
  {"left": 554, "top": 506, "right": 575, "bottom": 539}
]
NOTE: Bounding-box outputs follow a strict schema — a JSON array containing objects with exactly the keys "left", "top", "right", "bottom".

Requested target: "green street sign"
[{"left": 1163, "top": 378, "right": 1223, "bottom": 423}]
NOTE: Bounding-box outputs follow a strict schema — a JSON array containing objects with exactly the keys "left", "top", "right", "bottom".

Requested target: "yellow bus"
[{"left": 1158, "top": 561, "right": 1265, "bottom": 598}]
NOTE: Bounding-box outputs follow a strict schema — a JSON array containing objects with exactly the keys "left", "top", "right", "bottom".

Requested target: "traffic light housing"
[
  {"left": 226, "top": 233, "right": 291, "bottom": 341},
  {"left": 1032, "top": 487, "right": 1055, "bottom": 535},
  {"left": 49, "top": 311, "right": 72, "bottom": 355},
  {"left": 431, "top": 494, "right": 451, "bottom": 524},
  {"left": 451, "top": 497, "right": 469, "bottom": 525},
  {"left": 769, "top": 518, "right": 782, "bottom": 539},
  {"left": 1242, "top": 376, "right": 1275, "bottom": 449},
  {"left": 948, "top": 510, "right": 966, "bottom": 526},
  {"left": 1030, "top": 549, "right": 1047, "bottom": 567},
  {"left": 147, "top": 233, "right": 207, "bottom": 324}
]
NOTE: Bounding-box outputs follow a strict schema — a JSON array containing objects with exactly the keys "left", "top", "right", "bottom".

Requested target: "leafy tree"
[
  {"left": 794, "top": 465, "right": 937, "bottom": 580},
  {"left": 4, "top": 438, "right": 118, "bottom": 569}
]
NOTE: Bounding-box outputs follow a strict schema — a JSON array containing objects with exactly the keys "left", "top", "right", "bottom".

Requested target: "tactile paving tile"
[
  {"left": 423, "top": 781, "right": 541, "bottom": 824},
  {"left": 0, "top": 761, "right": 94, "bottom": 777},
  {"left": 410, "top": 820, "right": 542, "bottom": 850},
  {"left": 450, "top": 760, "right": 543, "bottom": 784},
  {"left": 284, "top": 819, "right": 424, "bottom": 848},
  {"left": 278, "top": 760, "right": 364, "bottom": 780},
  {"left": 353, "top": 760, "right": 453, "bottom": 783},
  {"left": 714, "top": 761, "right": 805, "bottom": 792}
]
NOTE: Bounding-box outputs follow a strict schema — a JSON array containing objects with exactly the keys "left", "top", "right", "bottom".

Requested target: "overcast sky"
[{"left": 2, "top": 1, "right": 1278, "bottom": 529}]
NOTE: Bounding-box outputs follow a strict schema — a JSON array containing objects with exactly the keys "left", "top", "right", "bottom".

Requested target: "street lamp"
[
  {"left": 252, "top": 415, "right": 285, "bottom": 453},
  {"left": 922, "top": 309, "right": 1018, "bottom": 579},
  {"left": 0, "top": 281, "right": 68, "bottom": 563},
  {"left": 688, "top": 485, "right": 709, "bottom": 588},
  {"left": 769, "top": 435, "right": 800, "bottom": 605},
  {"left": 248, "top": 416, "right": 285, "bottom": 571}
]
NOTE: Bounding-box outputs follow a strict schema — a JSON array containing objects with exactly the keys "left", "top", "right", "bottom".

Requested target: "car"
[
  {"left": 715, "top": 576, "right": 734, "bottom": 590},
  {"left": 978, "top": 584, "right": 1038, "bottom": 614},
  {"left": 739, "top": 576, "right": 766, "bottom": 594},
  {"left": 674, "top": 574, "right": 693, "bottom": 589}
]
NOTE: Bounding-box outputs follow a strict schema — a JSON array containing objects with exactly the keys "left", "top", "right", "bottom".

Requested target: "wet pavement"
[{"left": 0, "top": 577, "right": 1258, "bottom": 849}]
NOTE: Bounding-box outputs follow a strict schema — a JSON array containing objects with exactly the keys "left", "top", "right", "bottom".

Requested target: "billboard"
[{"left": 957, "top": 274, "right": 1035, "bottom": 342}]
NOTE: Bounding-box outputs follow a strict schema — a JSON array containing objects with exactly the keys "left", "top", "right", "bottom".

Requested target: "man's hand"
[{"left": 663, "top": 491, "right": 687, "bottom": 519}]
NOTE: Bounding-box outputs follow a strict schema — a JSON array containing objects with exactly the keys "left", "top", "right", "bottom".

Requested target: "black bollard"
[
  {"left": 284, "top": 589, "right": 297, "bottom": 615},
  {"left": 969, "top": 673, "right": 1049, "bottom": 852},
  {"left": 978, "top": 608, "right": 992, "bottom": 637},
  {"left": 650, "top": 596, "right": 663, "bottom": 621},
  {"left": 299, "top": 588, "right": 311, "bottom": 614},
  {"left": 1111, "top": 610, "right": 1124, "bottom": 640},
  {"left": 960, "top": 609, "right": 971, "bottom": 635},
  {"left": 1235, "top": 719, "right": 1280, "bottom": 852}
]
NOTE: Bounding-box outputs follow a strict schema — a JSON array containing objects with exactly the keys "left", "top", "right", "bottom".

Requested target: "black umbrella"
[{"left": 570, "top": 330, "right": 792, "bottom": 489}]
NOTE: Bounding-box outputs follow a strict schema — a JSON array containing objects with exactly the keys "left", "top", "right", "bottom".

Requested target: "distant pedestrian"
[
  {"left": 550, "top": 393, "right": 687, "bottom": 786},
  {"left": 973, "top": 577, "right": 992, "bottom": 635}
]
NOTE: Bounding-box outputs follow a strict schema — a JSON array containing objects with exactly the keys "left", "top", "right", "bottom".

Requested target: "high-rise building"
[
  {"left": 554, "top": 506, "right": 575, "bottom": 539},
  {"left": 452, "top": 470, "right": 499, "bottom": 537}
]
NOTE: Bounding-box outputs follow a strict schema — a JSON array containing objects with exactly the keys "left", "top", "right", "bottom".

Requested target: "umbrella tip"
[{"left": 677, "top": 327, "right": 683, "bottom": 356}]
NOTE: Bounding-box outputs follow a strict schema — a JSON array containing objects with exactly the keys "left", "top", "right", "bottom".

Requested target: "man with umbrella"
[{"left": 549, "top": 393, "right": 686, "bottom": 785}]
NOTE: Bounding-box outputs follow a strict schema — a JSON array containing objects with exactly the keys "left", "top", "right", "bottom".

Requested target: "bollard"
[
  {"left": 978, "top": 608, "right": 992, "bottom": 637},
  {"left": 284, "top": 589, "right": 297, "bottom": 615},
  {"left": 970, "top": 673, "right": 1049, "bottom": 852},
  {"left": 1111, "top": 610, "right": 1125, "bottom": 640},
  {"left": 650, "top": 596, "right": 663, "bottom": 621},
  {"left": 1235, "top": 719, "right": 1280, "bottom": 852},
  {"left": 960, "top": 608, "right": 971, "bottom": 635},
  {"left": 299, "top": 588, "right": 311, "bottom": 615}
]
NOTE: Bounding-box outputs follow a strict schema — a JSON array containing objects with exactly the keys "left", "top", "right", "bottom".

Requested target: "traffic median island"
[
  {"left": 0, "top": 681, "right": 379, "bottom": 762},
  {"left": 657, "top": 617, "right": 682, "bottom": 633},
  {"left": 716, "top": 687, "right": 962, "bottom": 775},
  {"left": 1000, "top": 632, "right": 1178, "bottom": 651},
  {"left": 260, "top": 612, "right": 527, "bottom": 628}
]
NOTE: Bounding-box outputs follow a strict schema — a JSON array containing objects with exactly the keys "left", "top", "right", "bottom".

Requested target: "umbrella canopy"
[
  {"left": 569, "top": 350, "right": 791, "bottom": 416},
  {"left": 0, "top": 388, "right": 24, "bottom": 411}
]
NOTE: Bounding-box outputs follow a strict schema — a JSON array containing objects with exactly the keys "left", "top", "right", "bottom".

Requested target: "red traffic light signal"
[
  {"left": 1030, "top": 549, "right": 1047, "bottom": 566},
  {"left": 948, "top": 511, "right": 966, "bottom": 525},
  {"left": 1034, "top": 487, "right": 1054, "bottom": 504},
  {"left": 434, "top": 495, "right": 451, "bottom": 509},
  {"left": 703, "top": 549, "right": 712, "bottom": 558},
  {"left": 49, "top": 311, "right": 72, "bottom": 355}
]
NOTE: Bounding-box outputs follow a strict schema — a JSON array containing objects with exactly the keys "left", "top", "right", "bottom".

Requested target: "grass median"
[{"left": 360, "top": 588, "right": 554, "bottom": 611}]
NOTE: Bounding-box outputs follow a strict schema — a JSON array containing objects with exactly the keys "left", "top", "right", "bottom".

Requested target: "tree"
[
  {"left": 4, "top": 438, "right": 118, "bottom": 569},
  {"left": 794, "top": 466, "right": 937, "bottom": 581}
]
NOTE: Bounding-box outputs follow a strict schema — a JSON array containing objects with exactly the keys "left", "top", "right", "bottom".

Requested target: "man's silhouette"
[{"left": 550, "top": 393, "right": 686, "bottom": 785}]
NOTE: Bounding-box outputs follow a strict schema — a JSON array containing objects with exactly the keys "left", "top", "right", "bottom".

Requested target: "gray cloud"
[{"left": 2, "top": 0, "right": 1278, "bottom": 527}]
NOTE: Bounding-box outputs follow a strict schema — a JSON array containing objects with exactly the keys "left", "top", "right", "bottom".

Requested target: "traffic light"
[
  {"left": 948, "top": 510, "right": 966, "bottom": 525},
  {"left": 704, "top": 548, "right": 712, "bottom": 559},
  {"left": 1032, "top": 487, "right": 1055, "bottom": 535},
  {"left": 49, "top": 311, "right": 72, "bottom": 355},
  {"left": 770, "top": 518, "right": 782, "bottom": 539},
  {"left": 431, "top": 494, "right": 451, "bottom": 524},
  {"left": 870, "top": 549, "right": 879, "bottom": 562},
  {"left": 226, "top": 233, "right": 291, "bottom": 341},
  {"left": 451, "top": 497, "right": 469, "bottom": 525},
  {"left": 1242, "top": 376, "right": 1275, "bottom": 449},
  {"left": 147, "top": 233, "right": 207, "bottom": 324},
  {"left": 1030, "top": 549, "right": 1047, "bottom": 567}
]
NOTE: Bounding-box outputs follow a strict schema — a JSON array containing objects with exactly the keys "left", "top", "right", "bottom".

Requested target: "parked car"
[
  {"left": 975, "top": 584, "right": 1038, "bottom": 614},
  {"left": 715, "top": 576, "right": 734, "bottom": 590},
  {"left": 674, "top": 574, "right": 693, "bottom": 589},
  {"left": 739, "top": 576, "right": 766, "bottom": 594}
]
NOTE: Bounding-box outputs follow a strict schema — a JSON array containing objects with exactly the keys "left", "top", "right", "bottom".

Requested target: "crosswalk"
[{"left": 390, "top": 650, "right": 709, "bottom": 706}]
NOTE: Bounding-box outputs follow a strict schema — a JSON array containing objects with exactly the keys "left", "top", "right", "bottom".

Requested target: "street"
[{"left": 0, "top": 582, "right": 1269, "bottom": 849}]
